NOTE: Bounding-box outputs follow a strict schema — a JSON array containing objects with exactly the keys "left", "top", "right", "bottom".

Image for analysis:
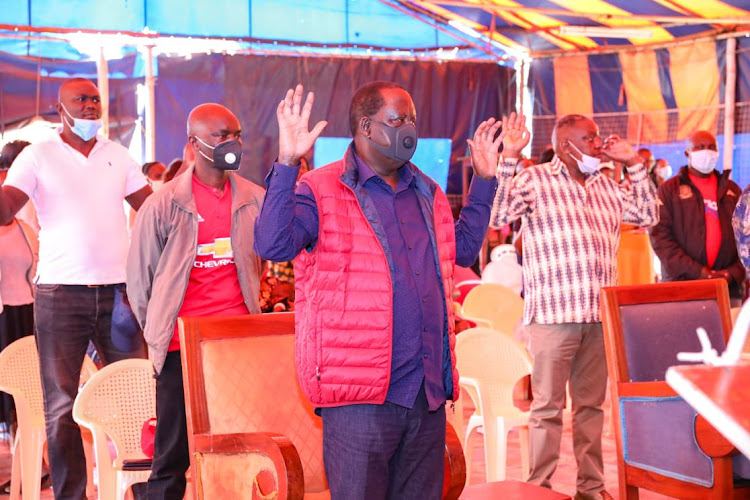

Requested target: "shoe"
[
  {"left": 0, "top": 474, "right": 51, "bottom": 495},
  {"left": 574, "top": 490, "right": 614, "bottom": 500},
  {"left": 40, "top": 474, "right": 52, "bottom": 490}
]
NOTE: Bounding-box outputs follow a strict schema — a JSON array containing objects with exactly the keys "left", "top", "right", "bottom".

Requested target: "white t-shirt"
[{"left": 5, "top": 133, "right": 147, "bottom": 285}]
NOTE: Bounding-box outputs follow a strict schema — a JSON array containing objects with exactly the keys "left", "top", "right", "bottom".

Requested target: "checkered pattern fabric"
[{"left": 491, "top": 155, "right": 658, "bottom": 324}]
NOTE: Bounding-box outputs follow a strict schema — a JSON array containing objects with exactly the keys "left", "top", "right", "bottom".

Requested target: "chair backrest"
[
  {"left": 461, "top": 284, "right": 524, "bottom": 337},
  {"left": 600, "top": 279, "right": 741, "bottom": 496},
  {"left": 601, "top": 279, "right": 731, "bottom": 384},
  {"left": 0, "top": 336, "right": 44, "bottom": 429},
  {"left": 455, "top": 327, "right": 531, "bottom": 418},
  {"left": 179, "top": 312, "right": 326, "bottom": 498},
  {"left": 72, "top": 358, "right": 155, "bottom": 464}
]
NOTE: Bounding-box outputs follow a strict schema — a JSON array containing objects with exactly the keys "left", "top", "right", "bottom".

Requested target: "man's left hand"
[
  {"left": 707, "top": 269, "right": 732, "bottom": 284},
  {"left": 602, "top": 134, "right": 640, "bottom": 167}
]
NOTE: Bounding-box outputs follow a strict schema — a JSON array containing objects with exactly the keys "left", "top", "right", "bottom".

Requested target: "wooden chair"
[
  {"left": 178, "top": 312, "right": 467, "bottom": 500},
  {"left": 601, "top": 279, "right": 750, "bottom": 499}
]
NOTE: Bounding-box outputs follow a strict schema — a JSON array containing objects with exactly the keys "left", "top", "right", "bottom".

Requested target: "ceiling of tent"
[
  {"left": 396, "top": 0, "right": 750, "bottom": 57},
  {"left": 4, "top": 0, "right": 748, "bottom": 63},
  {"left": 0, "top": 0, "right": 513, "bottom": 62}
]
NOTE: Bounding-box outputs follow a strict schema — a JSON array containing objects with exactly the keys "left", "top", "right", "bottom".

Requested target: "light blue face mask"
[{"left": 60, "top": 103, "right": 102, "bottom": 141}]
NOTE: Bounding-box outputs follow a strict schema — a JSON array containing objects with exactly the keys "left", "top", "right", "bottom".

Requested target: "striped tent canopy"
[
  {"left": 394, "top": 2, "right": 750, "bottom": 187},
  {"left": 396, "top": 0, "right": 750, "bottom": 57}
]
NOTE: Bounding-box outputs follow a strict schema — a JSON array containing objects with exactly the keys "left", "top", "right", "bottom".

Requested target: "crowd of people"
[{"left": 0, "top": 76, "right": 748, "bottom": 500}]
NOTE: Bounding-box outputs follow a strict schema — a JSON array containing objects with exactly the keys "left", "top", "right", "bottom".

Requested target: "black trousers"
[{"left": 146, "top": 351, "right": 190, "bottom": 500}]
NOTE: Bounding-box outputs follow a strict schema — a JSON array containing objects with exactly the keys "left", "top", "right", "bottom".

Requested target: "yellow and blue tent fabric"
[
  {"left": 529, "top": 35, "right": 750, "bottom": 188},
  {"left": 406, "top": 0, "right": 750, "bottom": 56}
]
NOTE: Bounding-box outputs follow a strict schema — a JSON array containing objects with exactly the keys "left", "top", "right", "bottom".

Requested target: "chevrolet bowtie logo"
[{"left": 196, "top": 237, "right": 233, "bottom": 258}]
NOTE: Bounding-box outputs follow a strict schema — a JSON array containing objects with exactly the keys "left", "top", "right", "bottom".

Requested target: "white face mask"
[
  {"left": 688, "top": 149, "right": 719, "bottom": 174},
  {"left": 60, "top": 103, "right": 102, "bottom": 141},
  {"left": 567, "top": 141, "right": 601, "bottom": 174},
  {"left": 655, "top": 164, "right": 673, "bottom": 179},
  {"left": 149, "top": 179, "right": 164, "bottom": 191}
]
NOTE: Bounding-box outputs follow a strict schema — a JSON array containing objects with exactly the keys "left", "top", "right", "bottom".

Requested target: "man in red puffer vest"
[{"left": 255, "top": 82, "right": 498, "bottom": 499}]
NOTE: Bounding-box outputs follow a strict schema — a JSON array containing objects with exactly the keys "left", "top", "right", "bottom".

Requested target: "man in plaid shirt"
[{"left": 469, "top": 113, "right": 658, "bottom": 500}]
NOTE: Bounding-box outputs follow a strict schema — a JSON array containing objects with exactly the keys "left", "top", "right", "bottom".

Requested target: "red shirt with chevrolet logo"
[
  {"left": 168, "top": 175, "right": 249, "bottom": 351},
  {"left": 688, "top": 172, "right": 721, "bottom": 269}
]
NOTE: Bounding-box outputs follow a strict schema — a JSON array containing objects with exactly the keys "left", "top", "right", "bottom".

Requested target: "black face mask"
[
  {"left": 367, "top": 120, "right": 418, "bottom": 162},
  {"left": 195, "top": 136, "right": 243, "bottom": 171}
]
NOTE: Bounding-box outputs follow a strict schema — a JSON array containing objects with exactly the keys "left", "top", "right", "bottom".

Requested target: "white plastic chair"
[
  {"left": 73, "top": 358, "right": 155, "bottom": 500},
  {"left": 0, "top": 337, "right": 99, "bottom": 500},
  {"left": 461, "top": 283, "right": 524, "bottom": 338},
  {"left": 456, "top": 327, "right": 531, "bottom": 484},
  {"left": 0, "top": 336, "right": 46, "bottom": 500}
]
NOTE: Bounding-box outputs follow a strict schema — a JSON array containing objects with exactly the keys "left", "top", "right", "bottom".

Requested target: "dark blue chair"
[{"left": 601, "top": 279, "right": 750, "bottom": 499}]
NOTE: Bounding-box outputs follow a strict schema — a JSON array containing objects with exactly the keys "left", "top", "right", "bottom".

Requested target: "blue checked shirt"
[{"left": 491, "top": 155, "right": 658, "bottom": 324}]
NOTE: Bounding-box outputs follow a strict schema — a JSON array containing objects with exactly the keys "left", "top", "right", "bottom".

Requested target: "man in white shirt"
[{"left": 0, "top": 78, "right": 152, "bottom": 500}]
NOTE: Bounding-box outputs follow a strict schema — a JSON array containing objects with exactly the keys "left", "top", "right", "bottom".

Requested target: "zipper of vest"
[{"left": 316, "top": 366, "right": 321, "bottom": 380}]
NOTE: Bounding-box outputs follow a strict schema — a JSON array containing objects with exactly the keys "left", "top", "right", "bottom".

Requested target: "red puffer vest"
[{"left": 294, "top": 152, "right": 459, "bottom": 407}]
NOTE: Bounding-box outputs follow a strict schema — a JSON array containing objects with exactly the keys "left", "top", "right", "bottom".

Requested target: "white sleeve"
[
  {"left": 122, "top": 152, "right": 148, "bottom": 196},
  {"left": 4, "top": 148, "right": 39, "bottom": 200}
]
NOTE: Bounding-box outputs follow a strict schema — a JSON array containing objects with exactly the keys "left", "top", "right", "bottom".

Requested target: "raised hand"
[
  {"left": 467, "top": 118, "right": 503, "bottom": 179},
  {"left": 602, "top": 134, "right": 640, "bottom": 167},
  {"left": 500, "top": 112, "right": 530, "bottom": 159},
  {"left": 467, "top": 112, "right": 530, "bottom": 179},
  {"left": 277, "top": 84, "right": 327, "bottom": 167}
]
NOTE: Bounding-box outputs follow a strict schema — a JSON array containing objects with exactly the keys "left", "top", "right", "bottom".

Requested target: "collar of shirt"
[
  {"left": 53, "top": 127, "right": 110, "bottom": 157},
  {"left": 352, "top": 151, "right": 415, "bottom": 192},
  {"left": 192, "top": 173, "right": 230, "bottom": 200}
]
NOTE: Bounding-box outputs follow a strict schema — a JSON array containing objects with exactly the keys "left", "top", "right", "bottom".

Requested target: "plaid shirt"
[{"left": 491, "top": 155, "right": 658, "bottom": 324}]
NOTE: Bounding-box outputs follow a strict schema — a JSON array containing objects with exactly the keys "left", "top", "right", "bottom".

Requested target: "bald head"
[
  {"left": 56, "top": 78, "right": 101, "bottom": 127},
  {"left": 551, "top": 114, "right": 592, "bottom": 155},
  {"left": 685, "top": 130, "right": 717, "bottom": 152},
  {"left": 58, "top": 78, "right": 98, "bottom": 102},
  {"left": 187, "top": 103, "right": 242, "bottom": 170},
  {"left": 187, "top": 103, "right": 239, "bottom": 136},
  {"left": 637, "top": 147, "right": 654, "bottom": 169}
]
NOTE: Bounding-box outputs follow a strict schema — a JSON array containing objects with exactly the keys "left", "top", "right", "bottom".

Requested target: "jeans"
[
  {"left": 146, "top": 351, "right": 190, "bottom": 500},
  {"left": 34, "top": 284, "right": 146, "bottom": 500},
  {"left": 320, "top": 384, "right": 446, "bottom": 500}
]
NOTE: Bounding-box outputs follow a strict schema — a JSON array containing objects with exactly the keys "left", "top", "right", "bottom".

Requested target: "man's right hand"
[
  {"left": 467, "top": 112, "right": 530, "bottom": 177},
  {"left": 277, "top": 84, "right": 327, "bottom": 167}
]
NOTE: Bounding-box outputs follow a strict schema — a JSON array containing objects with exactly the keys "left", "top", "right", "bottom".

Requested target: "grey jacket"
[{"left": 126, "top": 167, "right": 265, "bottom": 374}]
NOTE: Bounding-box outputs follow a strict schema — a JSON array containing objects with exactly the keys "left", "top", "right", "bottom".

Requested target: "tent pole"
[
  {"left": 723, "top": 37, "right": 736, "bottom": 178},
  {"left": 96, "top": 47, "right": 109, "bottom": 138},
  {"left": 517, "top": 58, "right": 525, "bottom": 114},
  {"left": 145, "top": 45, "right": 156, "bottom": 162}
]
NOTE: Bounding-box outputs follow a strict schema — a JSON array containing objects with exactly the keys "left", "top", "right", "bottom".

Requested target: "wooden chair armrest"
[
  {"left": 192, "top": 432, "right": 304, "bottom": 500},
  {"left": 694, "top": 415, "right": 737, "bottom": 458},
  {"left": 443, "top": 422, "right": 466, "bottom": 500}
]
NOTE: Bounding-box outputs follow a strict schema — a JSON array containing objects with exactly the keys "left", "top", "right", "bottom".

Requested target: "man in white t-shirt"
[{"left": 0, "top": 78, "right": 152, "bottom": 500}]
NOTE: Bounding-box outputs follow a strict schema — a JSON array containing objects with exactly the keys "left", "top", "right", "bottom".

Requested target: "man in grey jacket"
[{"left": 127, "top": 103, "right": 265, "bottom": 499}]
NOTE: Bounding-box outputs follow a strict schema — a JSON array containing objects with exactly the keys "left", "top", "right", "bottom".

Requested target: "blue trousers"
[
  {"left": 320, "top": 385, "right": 446, "bottom": 500},
  {"left": 34, "top": 284, "right": 146, "bottom": 500}
]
